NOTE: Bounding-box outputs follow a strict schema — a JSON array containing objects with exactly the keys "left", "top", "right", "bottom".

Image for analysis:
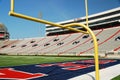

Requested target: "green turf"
[
  {"left": 0, "top": 55, "right": 92, "bottom": 67},
  {"left": 112, "top": 75, "right": 120, "bottom": 80}
]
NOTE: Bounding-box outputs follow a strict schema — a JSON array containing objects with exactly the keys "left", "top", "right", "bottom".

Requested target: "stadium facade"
[
  {"left": 0, "top": 23, "right": 9, "bottom": 40},
  {"left": 46, "top": 7, "right": 120, "bottom": 36}
]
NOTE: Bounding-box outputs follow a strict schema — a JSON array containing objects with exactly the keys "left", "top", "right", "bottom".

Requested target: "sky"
[{"left": 0, "top": 0, "right": 120, "bottom": 39}]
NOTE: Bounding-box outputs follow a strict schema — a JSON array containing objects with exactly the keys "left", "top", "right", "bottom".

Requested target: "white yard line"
[{"left": 69, "top": 64, "right": 120, "bottom": 80}]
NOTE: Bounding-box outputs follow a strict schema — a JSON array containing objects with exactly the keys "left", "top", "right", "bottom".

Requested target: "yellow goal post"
[{"left": 9, "top": 0, "right": 100, "bottom": 80}]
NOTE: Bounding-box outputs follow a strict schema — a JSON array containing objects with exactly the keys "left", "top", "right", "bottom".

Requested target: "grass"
[
  {"left": 0, "top": 55, "right": 92, "bottom": 67},
  {"left": 112, "top": 75, "right": 120, "bottom": 80}
]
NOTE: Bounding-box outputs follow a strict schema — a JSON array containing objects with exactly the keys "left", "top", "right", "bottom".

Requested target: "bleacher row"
[{"left": 0, "top": 26, "right": 120, "bottom": 56}]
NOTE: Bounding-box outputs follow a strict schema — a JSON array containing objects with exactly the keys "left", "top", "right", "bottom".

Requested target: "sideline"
[{"left": 69, "top": 64, "right": 120, "bottom": 80}]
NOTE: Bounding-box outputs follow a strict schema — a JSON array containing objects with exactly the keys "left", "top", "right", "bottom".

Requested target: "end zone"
[{"left": 0, "top": 59, "right": 120, "bottom": 80}]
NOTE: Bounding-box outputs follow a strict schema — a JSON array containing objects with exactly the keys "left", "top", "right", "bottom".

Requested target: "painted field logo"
[
  {"left": 37, "top": 62, "right": 93, "bottom": 71},
  {"left": 0, "top": 68, "right": 47, "bottom": 80}
]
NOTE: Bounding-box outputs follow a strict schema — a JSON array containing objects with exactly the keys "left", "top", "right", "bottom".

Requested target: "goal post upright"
[
  {"left": 85, "top": 0, "right": 100, "bottom": 80},
  {"left": 9, "top": 0, "right": 100, "bottom": 80},
  {"left": 11, "top": 0, "right": 14, "bottom": 12}
]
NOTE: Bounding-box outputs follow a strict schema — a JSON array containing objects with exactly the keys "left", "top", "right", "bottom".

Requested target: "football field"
[{"left": 0, "top": 55, "right": 119, "bottom": 80}]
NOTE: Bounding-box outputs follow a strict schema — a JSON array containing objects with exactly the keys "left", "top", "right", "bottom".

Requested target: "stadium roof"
[
  {"left": 46, "top": 7, "right": 120, "bottom": 27},
  {"left": 46, "top": 7, "right": 120, "bottom": 35}
]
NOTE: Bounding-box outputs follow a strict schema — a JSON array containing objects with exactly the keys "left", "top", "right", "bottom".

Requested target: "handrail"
[{"left": 9, "top": 0, "right": 100, "bottom": 80}]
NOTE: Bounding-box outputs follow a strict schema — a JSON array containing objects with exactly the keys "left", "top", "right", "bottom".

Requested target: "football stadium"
[{"left": 0, "top": 0, "right": 120, "bottom": 80}]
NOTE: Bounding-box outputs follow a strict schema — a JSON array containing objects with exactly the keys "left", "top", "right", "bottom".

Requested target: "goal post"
[{"left": 9, "top": 0, "right": 100, "bottom": 80}]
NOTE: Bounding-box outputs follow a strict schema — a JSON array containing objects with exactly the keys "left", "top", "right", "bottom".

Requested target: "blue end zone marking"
[{"left": 0, "top": 59, "right": 120, "bottom": 80}]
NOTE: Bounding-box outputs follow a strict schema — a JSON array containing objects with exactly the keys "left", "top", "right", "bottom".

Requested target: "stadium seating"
[{"left": 0, "top": 26, "right": 120, "bottom": 57}]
